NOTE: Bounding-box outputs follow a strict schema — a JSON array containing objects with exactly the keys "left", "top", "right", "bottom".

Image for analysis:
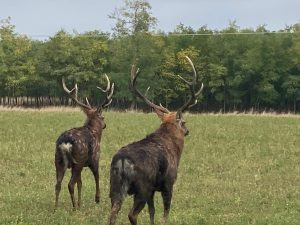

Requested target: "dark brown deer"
[
  {"left": 55, "top": 75, "right": 114, "bottom": 209},
  {"left": 109, "top": 56, "right": 203, "bottom": 225}
]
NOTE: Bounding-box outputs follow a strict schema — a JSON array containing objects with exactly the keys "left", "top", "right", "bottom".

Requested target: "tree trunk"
[{"left": 294, "top": 98, "right": 296, "bottom": 114}]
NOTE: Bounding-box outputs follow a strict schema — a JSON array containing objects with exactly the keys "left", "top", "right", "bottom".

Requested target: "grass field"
[{"left": 0, "top": 108, "right": 299, "bottom": 225}]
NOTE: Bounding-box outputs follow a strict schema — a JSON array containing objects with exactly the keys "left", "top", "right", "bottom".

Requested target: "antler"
[
  {"left": 97, "top": 74, "right": 115, "bottom": 112},
  {"left": 62, "top": 78, "right": 92, "bottom": 110},
  {"left": 131, "top": 64, "right": 170, "bottom": 113},
  {"left": 177, "top": 56, "right": 204, "bottom": 114},
  {"left": 62, "top": 75, "right": 114, "bottom": 111}
]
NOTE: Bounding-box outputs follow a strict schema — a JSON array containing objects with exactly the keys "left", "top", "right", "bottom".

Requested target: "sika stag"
[
  {"left": 55, "top": 75, "right": 114, "bottom": 209},
  {"left": 109, "top": 56, "right": 203, "bottom": 225}
]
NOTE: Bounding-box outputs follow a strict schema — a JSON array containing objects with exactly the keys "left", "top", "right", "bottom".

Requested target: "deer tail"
[
  {"left": 110, "top": 158, "right": 135, "bottom": 201},
  {"left": 58, "top": 142, "right": 76, "bottom": 170}
]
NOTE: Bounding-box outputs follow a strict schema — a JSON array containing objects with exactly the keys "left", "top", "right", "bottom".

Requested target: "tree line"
[{"left": 0, "top": 1, "right": 299, "bottom": 112}]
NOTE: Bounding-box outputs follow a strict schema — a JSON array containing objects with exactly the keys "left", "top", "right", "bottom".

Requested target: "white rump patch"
[
  {"left": 59, "top": 143, "right": 72, "bottom": 153},
  {"left": 58, "top": 142, "right": 75, "bottom": 169}
]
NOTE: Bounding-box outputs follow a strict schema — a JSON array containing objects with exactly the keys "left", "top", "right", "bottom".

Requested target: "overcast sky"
[{"left": 0, "top": 0, "right": 299, "bottom": 38}]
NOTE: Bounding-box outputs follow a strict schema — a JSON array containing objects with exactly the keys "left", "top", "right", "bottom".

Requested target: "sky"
[{"left": 0, "top": 0, "right": 299, "bottom": 39}]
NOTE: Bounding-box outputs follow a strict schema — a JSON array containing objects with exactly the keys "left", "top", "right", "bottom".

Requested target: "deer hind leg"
[
  {"left": 68, "top": 166, "right": 82, "bottom": 210},
  {"left": 147, "top": 192, "right": 155, "bottom": 225},
  {"left": 89, "top": 162, "right": 100, "bottom": 203},
  {"left": 77, "top": 173, "right": 82, "bottom": 208},
  {"left": 55, "top": 163, "right": 66, "bottom": 209},
  {"left": 161, "top": 188, "right": 173, "bottom": 225},
  {"left": 109, "top": 198, "right": 123, "bottom": 225},
  {"left": 128, "top": 194, "right": 146, "bottom": 225}
]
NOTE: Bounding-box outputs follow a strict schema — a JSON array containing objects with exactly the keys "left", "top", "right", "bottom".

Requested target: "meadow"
[{"left": 0, "top": 108, "right": 299, "bottom": 225}]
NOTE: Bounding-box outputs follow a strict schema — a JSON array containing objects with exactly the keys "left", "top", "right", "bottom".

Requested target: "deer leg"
[
  {"left": 55, "top": 163, "right": 66, "bottom": 208},
  {"left": 68, "top": 167, "right": 82, "bottom": 210},
  {"left": 89, "top": 163, "right": 100, "bottom": 203},
  {"left": 109, "top": 199, "right": 123, "bottom": 225},
  {"left": 128, "top": 194, "right": 146, "bottom": 225},
  {"left": 147, "top": 192, "right": 155, "bottom": 225},
  {"left": 161, "top": 189, "right": 173, "bottom": 225},
  {"left": 77, "top": 173, "right": 82, "bottom": 208}
]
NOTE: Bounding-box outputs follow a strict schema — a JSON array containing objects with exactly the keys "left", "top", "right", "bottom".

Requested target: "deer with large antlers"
[
  {"left": 54, "top": 75, "right": 114, "bottom": 209},
  {"left": 109, "top": 56, "right": 203, "bottom": 225}
]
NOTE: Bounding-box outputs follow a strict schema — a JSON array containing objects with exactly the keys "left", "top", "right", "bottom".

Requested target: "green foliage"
[
  {"left": 0, "top": 17, "right": 35, "bottom": 96},
  {"left": 108, "top": 0, "right": 159, "bottom": 108},
  {"left": 0, "top": 13, "right": 299, "bottom": 111},
  {"left": 35, "top": 30, "right": 109, "bottom": 101}
]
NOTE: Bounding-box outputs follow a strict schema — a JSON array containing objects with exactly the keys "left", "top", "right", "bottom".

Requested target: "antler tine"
[
  {"left": 130, "top": 64, "right": 139, "bottom": 86},
  {"left": 97, "top": 74, "right": 110, "bottom": 93},
  {"left": 144, "top": 86, "right": 169, "bottom": 113},
  {"left": 85, "top": 97, "right": 91, "bottom": 107},
  {"left": 107, "top": 83, "right": 115, "bottom": 100},
  {"left": 62, "top": 78, "right": 91, "bottom": 110},
  {"left": 177, "top": 56, "right": 204, "bottom": 113},
  {"left": 131, "top": 64, "right": 169, "bottom": 113},
  {"left": 177, "top": 56, "right": 198, "bottom": 86},
  {"left": 195, "top": 82, "right": 204, "bottom": 96},
  {"left": 144, "top": 86, "right": 150, "bottom": 97},
  {"left": 62, "top": 77, "right": 76, "bottom": 94},
  {"left": 177, "top": 74, "right": 192, "bottom": 85},
  {"left": 102, "top": 98, "right": 113, "bottom": 108},
  {"left": 159, "top": 103, "right": 170, "bottom": 113},
  {"left": 185, "top": 55, "right": 198, "bottom": 82},
  {"left": 97, "top": 75, "right": 115, "bottom": 111}
]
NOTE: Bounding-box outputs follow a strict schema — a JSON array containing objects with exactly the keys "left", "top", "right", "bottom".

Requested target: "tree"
[
  {"left": 37, "top": 30, "right": 109, "bottom": 102},
  {"left": 109, "top": 0, "right": 157, "bottom": 36},
  {"left": 109, "top": 0, "right": 158, "bottom": 109},
  {"left": 282, "top": 75, "right": 300, "bottom": 113},
  {"left": 281, "top": 23, "right": 300, "bottom": 112},
  {"left": 0, "top": 17, "right": 35, "bottom": 99}
]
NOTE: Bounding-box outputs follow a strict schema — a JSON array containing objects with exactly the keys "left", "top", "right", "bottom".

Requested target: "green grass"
[{"left": 0, "top": 109, "right": 299, "bottom": 225}]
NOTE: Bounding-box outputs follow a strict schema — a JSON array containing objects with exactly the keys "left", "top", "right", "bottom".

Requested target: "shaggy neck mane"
[
  {"left": 155, "top": 122, "right": 185, "bottom": 163},
  {"left": 84, "top": 116, "right": 103, "bottom": 138}
]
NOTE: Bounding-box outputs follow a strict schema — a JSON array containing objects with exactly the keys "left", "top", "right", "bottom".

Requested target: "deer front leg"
[
  {"left": 161, "top": 188, "right": 173, "bottom": 225},
  {"left": 147, "top": 192, "right": 155, "bottom": 225}
]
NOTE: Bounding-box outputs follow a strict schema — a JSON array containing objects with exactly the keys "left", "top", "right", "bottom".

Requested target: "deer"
[
  {"left": 54, "top": 75, "right": 114, "bottom": 210},
  {"left": 109, "top": 56, "right": 203, "bottom": 225}
]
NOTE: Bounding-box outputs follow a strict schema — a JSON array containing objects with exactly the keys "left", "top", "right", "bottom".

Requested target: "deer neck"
[
  {"left": 84, "top": 119, "right": 103, "bottom": 140},
  {"left": 157, "top": 123, "right": 185, "bottom": 162}
]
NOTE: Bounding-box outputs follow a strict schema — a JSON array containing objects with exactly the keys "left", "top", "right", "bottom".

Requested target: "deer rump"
[
  {"left": 110, "top": 134, "right": 170, "bottom": 202},
  {"left": 56, "top": 128, "right": 96, "bottom": 169}
]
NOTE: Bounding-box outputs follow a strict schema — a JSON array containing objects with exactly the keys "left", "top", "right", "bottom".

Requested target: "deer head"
[
  {"left": 131, "top": 56, "right": 203, "bottom": 136},
  {"left": 62, "top": 75, "right": 114, "bottom": 130}
]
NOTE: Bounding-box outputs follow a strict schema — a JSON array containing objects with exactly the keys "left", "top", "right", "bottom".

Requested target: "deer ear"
[
  {"left": 176, "top": 111, "right": 182, "bottom": 120},
  {"left": 154, "top": 108, "right": 165, "bottom": 120}
]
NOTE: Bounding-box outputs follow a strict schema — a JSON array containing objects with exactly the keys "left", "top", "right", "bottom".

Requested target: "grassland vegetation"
[{"left": 0, "top": 109, "right": 299, "bottom": 224}]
